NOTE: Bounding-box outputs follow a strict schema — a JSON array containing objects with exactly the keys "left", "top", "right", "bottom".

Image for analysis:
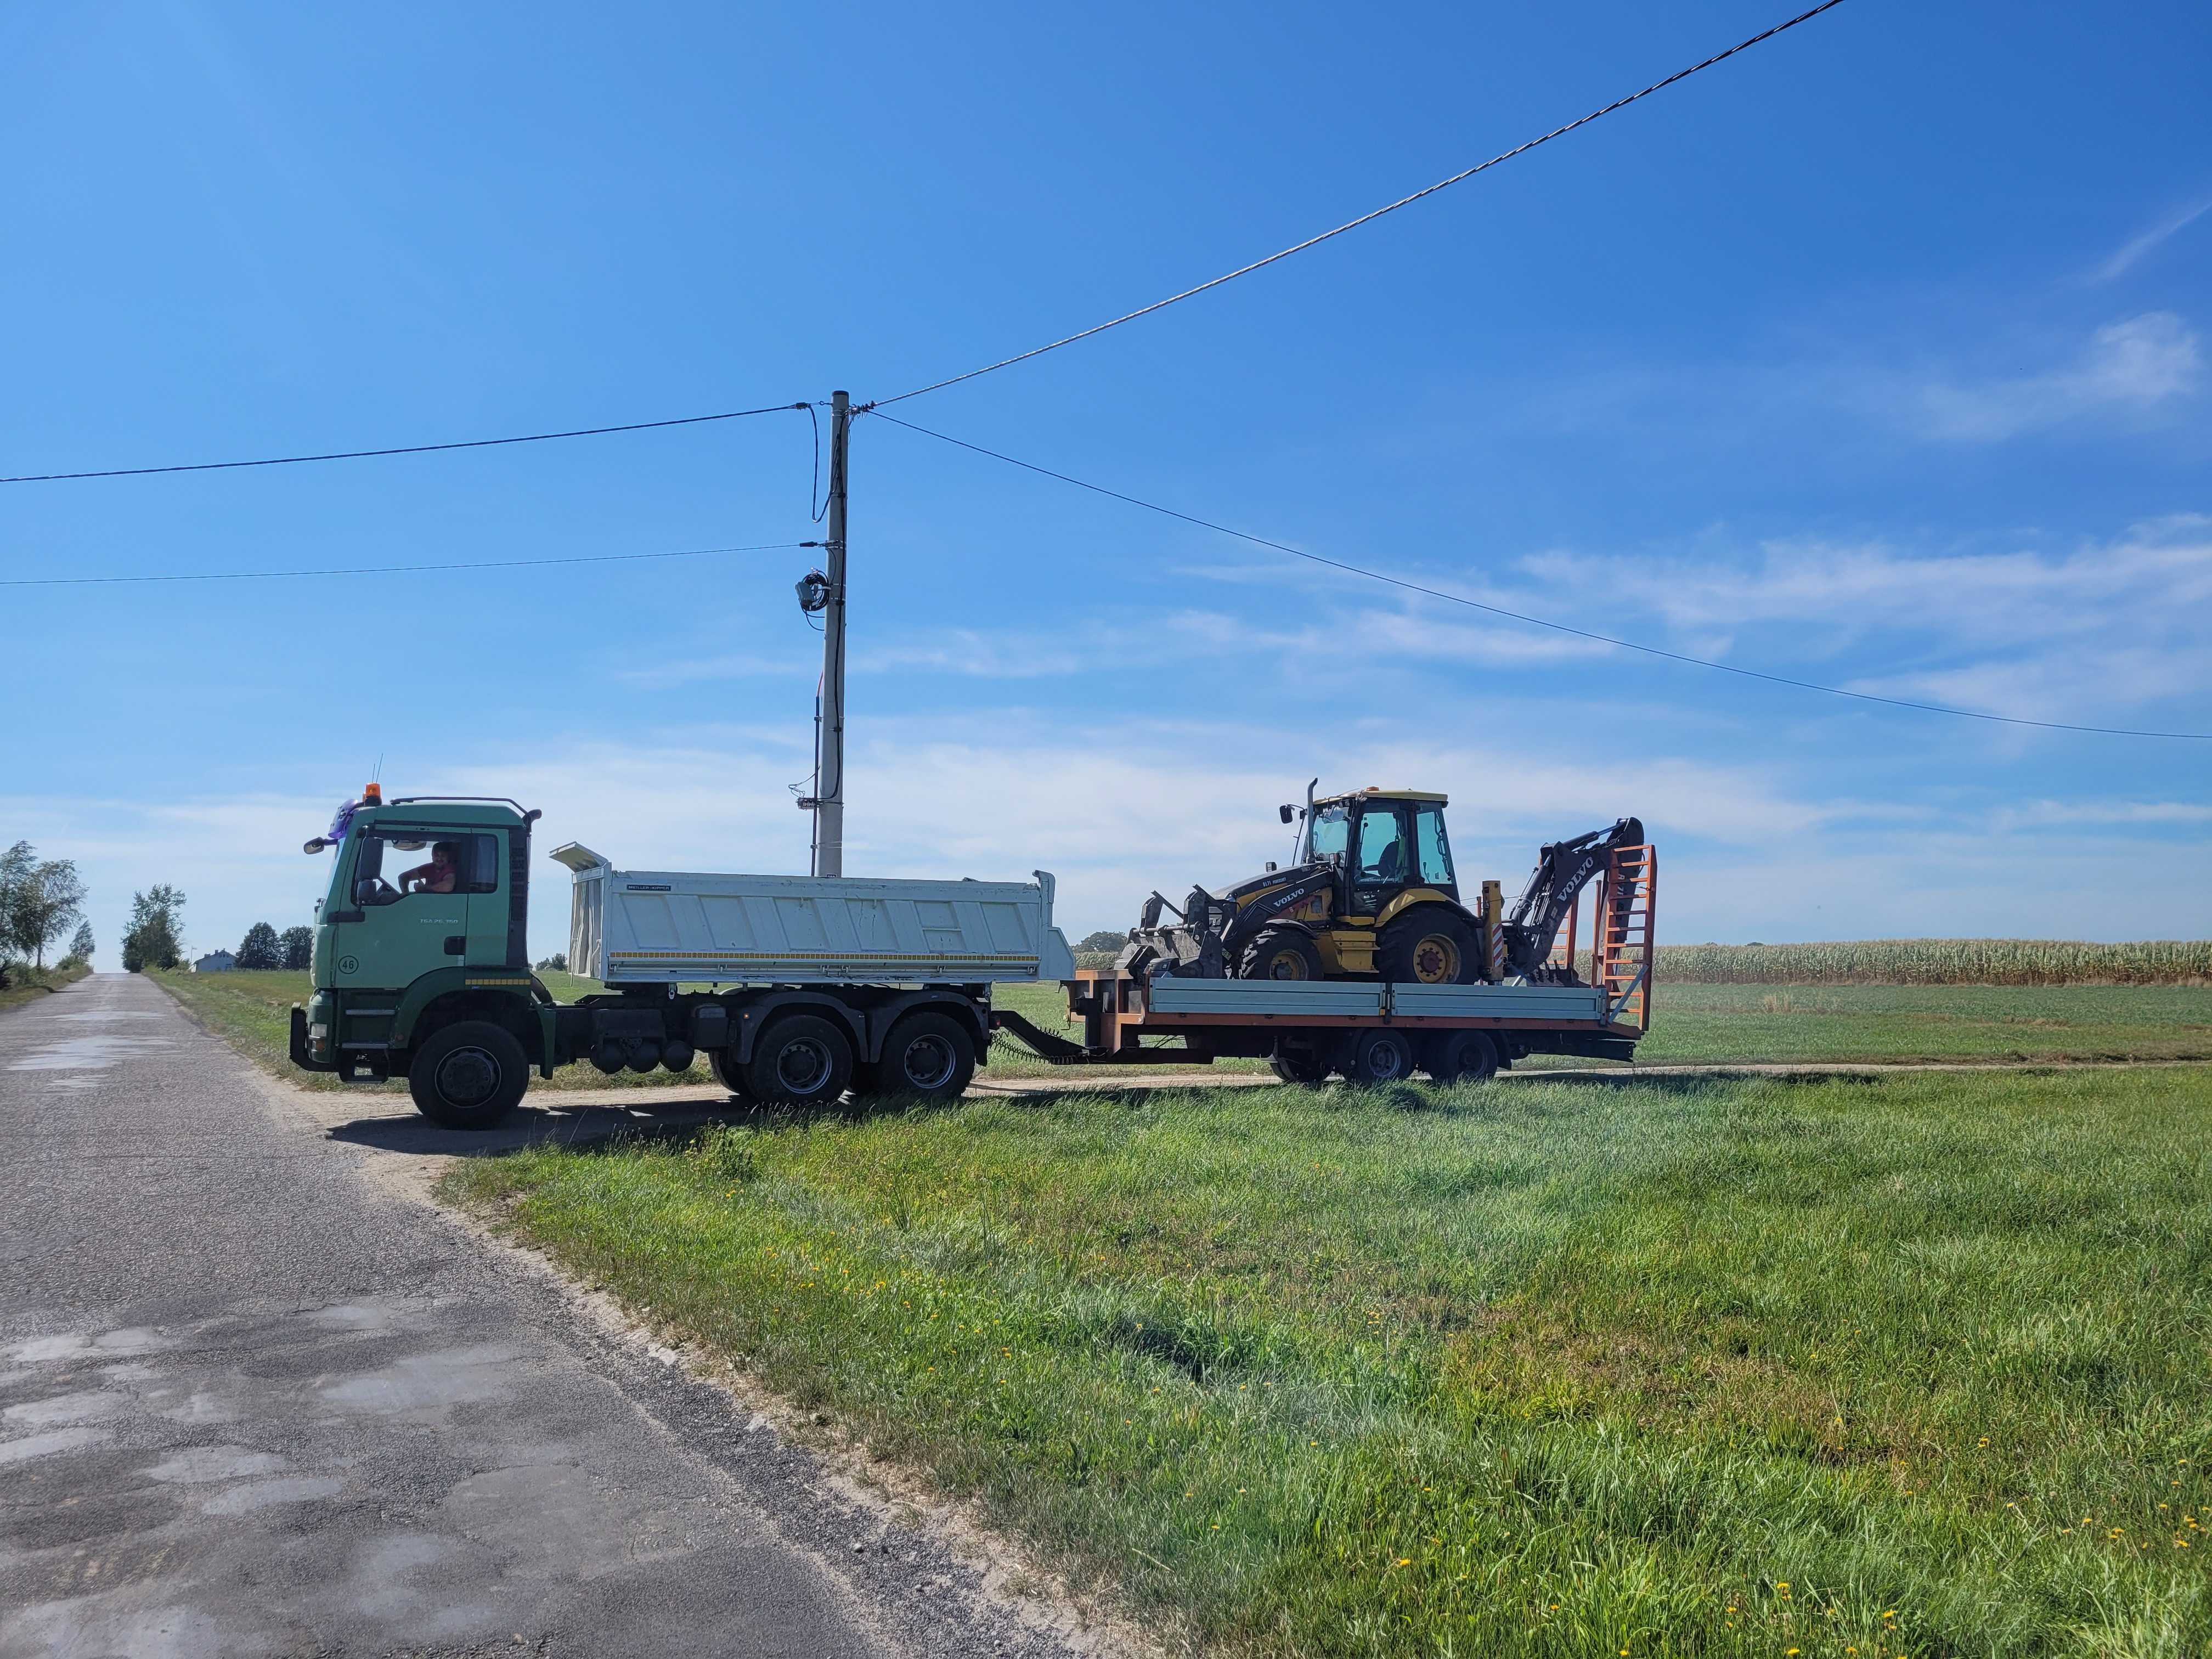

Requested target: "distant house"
[{"left": 194, "top": 951, "right": 236, "bottom": 973}]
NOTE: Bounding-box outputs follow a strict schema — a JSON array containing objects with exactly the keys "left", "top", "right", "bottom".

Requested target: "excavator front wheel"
[
  {"left": 1241, "top": 928, "right": 1323, "bottom": 981},
  {"left": 1378, "top": 911, "right": 1480, "bottom": 985}
]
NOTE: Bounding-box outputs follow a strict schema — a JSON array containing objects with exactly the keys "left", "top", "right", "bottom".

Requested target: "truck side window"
[
  {"left": 1415, "top": 805, "right": 1454, "bottom": 887},
  {"left": 351, "top": 831, "right": 500, "bottom": 905}
]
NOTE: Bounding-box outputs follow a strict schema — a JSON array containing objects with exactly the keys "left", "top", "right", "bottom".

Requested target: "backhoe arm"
[{"left": 1500, "top": 816, "right": 1644, "bottom": 980}]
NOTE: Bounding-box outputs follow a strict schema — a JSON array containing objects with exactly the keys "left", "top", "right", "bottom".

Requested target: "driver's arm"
[{"left": 397, "top": 861, "right": 434, "bottom": 891}]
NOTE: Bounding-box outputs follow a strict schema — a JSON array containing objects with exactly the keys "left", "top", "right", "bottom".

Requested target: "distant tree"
[
  {"left": 280, "top": 926, "right": 313, "bottom": 971},
  {"left": 236, "top": 922, "right": 283, "bottom": 970},
  {"left": 535, "top": 952, "right": 568, "bottom": 973},
  {"left": 67, "top": 920, "right": 95, "bottom": 964},
  {"left": 9, "top": 855, "right": 86, "bottom": 968},
  {"left": 0, "top": 842, "right": 31, "bottom": 969},
  {"left": 121, "top": 884, "right": 187, "bottom": 973},
  {"left": 1078, "top": 929, "right": 1127, "bottom": 953}
]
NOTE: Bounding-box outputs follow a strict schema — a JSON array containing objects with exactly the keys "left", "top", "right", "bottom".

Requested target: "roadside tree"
[
  {"left": 1077, "top": 930, "right": 1126, "bottom": 953},
  {"left": 10, "top": 855, "right": 86, "bottom": 968},
  {"left": 122, "top": 885, "right": 187, "bottom": 973},
  {"left": 67, "top": 921, "right": 94, "bottom": 964},
  {"left": 280, "top": 926, "right": 313, "bottom": 971}
]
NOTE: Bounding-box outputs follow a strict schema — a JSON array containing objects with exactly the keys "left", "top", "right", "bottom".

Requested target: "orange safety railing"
[{"left": 1592, "top": 844, "right": 1657, "bottom": 1030}]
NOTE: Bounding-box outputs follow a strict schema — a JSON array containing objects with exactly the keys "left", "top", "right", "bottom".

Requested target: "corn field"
[{"left": 1644, "top": 938, "right": 2212, "bottom": 986}]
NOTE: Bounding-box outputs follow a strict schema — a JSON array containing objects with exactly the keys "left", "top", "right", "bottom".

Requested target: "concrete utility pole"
[{"left": 813, "top": 390, "right": 851, "bottom": 877}]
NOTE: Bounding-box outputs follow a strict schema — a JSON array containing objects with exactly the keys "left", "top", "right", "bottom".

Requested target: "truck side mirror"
[{"left": 1279, "top": 804, "right": 1295, "bottom": 823}]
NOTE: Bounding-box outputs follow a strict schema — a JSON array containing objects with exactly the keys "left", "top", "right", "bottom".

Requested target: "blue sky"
[{"left": 4, "top": 0, "right": 2208, "bottom": 966}]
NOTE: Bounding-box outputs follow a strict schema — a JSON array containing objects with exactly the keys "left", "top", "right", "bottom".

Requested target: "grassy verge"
[
  {"left": 452, "top": 1066, "right": 2212, "bottom": 1656},
  {"left": 0, "top": 960, "right": 89, "bottom": 1014}
]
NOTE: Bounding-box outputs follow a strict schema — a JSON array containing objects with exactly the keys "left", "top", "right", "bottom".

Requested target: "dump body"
[{"left": 551, "top": 843, "right": 1076, "bottom": 986}]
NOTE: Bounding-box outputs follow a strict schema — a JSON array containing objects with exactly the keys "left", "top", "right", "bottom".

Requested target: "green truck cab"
[{"left": 290, "top": 794, "right": 558, "bottom": 1127}]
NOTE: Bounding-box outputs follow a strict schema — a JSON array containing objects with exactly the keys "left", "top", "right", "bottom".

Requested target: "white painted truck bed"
[{"left": 551, "top": 844, "right": 1076, "bottom": 986}]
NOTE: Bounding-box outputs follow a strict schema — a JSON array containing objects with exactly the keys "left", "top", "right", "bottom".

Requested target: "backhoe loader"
[{"left": 1119, "top": 783, "right": 1643, "bottom": 988}]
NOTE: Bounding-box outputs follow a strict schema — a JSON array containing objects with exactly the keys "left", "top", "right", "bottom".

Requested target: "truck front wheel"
[
  {"left": 409, "top": 1021, "right": 529, "bottom": 1130},
  {"left": 744, "top": 1015, "right": 854, "bottom": 1107}
]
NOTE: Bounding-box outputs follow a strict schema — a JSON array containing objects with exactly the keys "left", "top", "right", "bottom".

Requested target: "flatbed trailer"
[{"left": 996, "top": 842, "right": 1656, "bottom": 1084}]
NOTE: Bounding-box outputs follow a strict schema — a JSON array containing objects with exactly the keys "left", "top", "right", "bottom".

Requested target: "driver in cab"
[{"left": 400, "top": 840, "right": 461, "bottom": 895}]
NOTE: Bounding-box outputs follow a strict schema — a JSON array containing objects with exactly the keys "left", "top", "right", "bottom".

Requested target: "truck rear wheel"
[
  {"left": 871, "top": 1012, "right": 975, "bottom": 1100},
  {"left": 744, "top": 1014, "right": 853, "bottom": 1107},
  {"left": 409, "top": 1020, "right": 529, "bottom": 1130},
  {"left": 709, "top": 1047, "right": 752, "bottom": 1101}
]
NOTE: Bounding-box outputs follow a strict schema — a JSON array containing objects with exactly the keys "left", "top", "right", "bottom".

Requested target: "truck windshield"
[{"left": 1306, "top": 804, "right": 1349, "bottom": 865}]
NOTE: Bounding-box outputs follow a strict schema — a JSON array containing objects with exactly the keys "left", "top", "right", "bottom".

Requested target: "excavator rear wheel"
[{"left": 1378, "top": 911, "right": 1480, "bottom": 985}]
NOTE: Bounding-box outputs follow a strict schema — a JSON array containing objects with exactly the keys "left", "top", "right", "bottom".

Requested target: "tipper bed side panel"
[{"left": 577, "top": 867, "right": 1074, "bottom": 984}]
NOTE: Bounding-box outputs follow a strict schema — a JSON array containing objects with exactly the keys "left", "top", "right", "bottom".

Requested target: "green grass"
[
  {"left": 0, "top": 959, "right": 89, "bottom": 1014},
  {"left": 452, "top": 1066, "right": 2212, "bottom": 1656},
  {"left": 1649, "top": 940, "right": 2212, "bottom": 988}
]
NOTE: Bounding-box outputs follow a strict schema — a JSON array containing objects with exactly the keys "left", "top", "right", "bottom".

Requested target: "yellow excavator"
[{"left": 1120, "top": 783, "right": 1643, "bottom": 986}]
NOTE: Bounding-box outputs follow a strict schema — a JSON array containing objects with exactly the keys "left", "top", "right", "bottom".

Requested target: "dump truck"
[
  {"left": 287, "top": 786, "right": 1656, "bottom": 1127},
  {"left": 289, "top": 788, "right": 1074, "bottom": 1127}
]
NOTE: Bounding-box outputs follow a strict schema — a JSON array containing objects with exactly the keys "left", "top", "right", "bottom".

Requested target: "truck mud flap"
[{"left": 289, "top": 1005, "right": 336, "bottom": 1074}]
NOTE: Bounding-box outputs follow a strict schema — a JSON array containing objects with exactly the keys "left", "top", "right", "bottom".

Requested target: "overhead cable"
[
  {"left": 867, "top": 410, "right": 2212, "bottom": 743},
  {"left": 1, "top": 403, "right": 811, "bottom": 484},
  {"left": 865, "top": 0, "right": 1850, "bottom": 410},
  {"left": 1, "top": 540, "right": 818, "bottom": 588}
]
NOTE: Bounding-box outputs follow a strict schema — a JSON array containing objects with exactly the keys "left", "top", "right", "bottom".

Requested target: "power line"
[
  {"left": 865, "top": 0, "right": 1850, "bottom": 410},
  {"left": 0, "top": 403, "right": 811, "bottom": 484},
  {"left": 867, "top": 410, "right": 2212, "bottom": 743},
  {"left": 0, "top": 539, "right": 819, "bottom": 588}
]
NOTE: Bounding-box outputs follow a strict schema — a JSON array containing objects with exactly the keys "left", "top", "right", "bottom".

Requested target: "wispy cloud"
[
  {"left": 1915, "top": 312, "right": 2201, "bottom": 441},
  {"left": 2092, "top": 198, "right": 2212, "bottom": 283}
]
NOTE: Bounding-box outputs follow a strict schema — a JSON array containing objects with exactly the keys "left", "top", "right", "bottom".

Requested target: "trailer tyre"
[
  {"left": 1430, "top": 1030, "right": 1499, "bottom": 1084},
  {"left": 1342, "top": 1027, "right": 1417, "bottom": 1086},
  {"left": 409, "top": 1020, "right": 529, "bottom": 1130},
  {"left": 744, "top": 1015, "right": 853, "bottom": 1107},
  {"left": 1268, "top": 1041, "right": 1330, "bottom": 1085},
  {"left": 874, "top": 1012, "right": 976, "bottom": 1100},
  {"left": 1378, "top": 910, "right": 1481, "bottom": 985}
]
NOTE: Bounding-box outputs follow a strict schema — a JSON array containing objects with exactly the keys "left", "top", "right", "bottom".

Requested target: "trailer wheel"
[
  {"left": 709, "top": 1047, "right": 752, "bottom": 1101},
  {"left": 1342, "top": 1028, "right": 1416, "bottom": 1086},
  {"left": 1268, "top": 1041, "right": 1330, "bottom": 1085},
  {"left": 873, "top": 1012, "right": 976, "bottom": 1100},
  {"left": 408, "top": 1020, "right": 529, "bottom": 1130},
  {"left": 1240, "top": 929, "right": 1322, "bottom": 981},
  {"left": 1378, "top": 910, "right": 1481, "bottom": 985},
  {"left": 1430, "top": 1030, "right": 1499, "bottom": 1084},
  {"left": 744, "top": 1015, "right": 853, "bottom": 1106}
]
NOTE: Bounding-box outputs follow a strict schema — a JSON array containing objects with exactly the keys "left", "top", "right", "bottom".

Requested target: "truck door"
[
  {"left": 330, "top": 828, "right": 500, "bottom": 988},
  {"left": 460, "top": 831, "right": 517, "bottom": 968}
]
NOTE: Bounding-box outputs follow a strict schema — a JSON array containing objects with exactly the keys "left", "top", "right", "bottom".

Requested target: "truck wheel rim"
[
  {"left": 1412, "top": 936, "right": 1459, "bottom": 983},
  {"left": 1371, "top": 1040, "right": 1408, "bottom": 1080},
  {"left": 437, "top": 1046, "right": 499, "bottom": 1106},
  {"left": 900, "top": 1035, "right": 957, "bottom": 1090},
  {"left": 775, "top": 1039, "right": 832, "bottom": 1094}
]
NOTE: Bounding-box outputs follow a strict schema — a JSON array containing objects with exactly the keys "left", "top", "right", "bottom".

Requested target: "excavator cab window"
[
  {"left": 1305, "top": 803, "right": 1350, "bottom": 866},
  {"left": 1350, "top": 805, "right": 1409, "bottom": 913},
  {"left": 1414, "top": 804, "right": 1456, "bottom": 891}
]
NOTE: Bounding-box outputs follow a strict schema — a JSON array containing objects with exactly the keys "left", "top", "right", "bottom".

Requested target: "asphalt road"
[{"left": 0, "top": 974, "right": 1103, "bottom": 1659}]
